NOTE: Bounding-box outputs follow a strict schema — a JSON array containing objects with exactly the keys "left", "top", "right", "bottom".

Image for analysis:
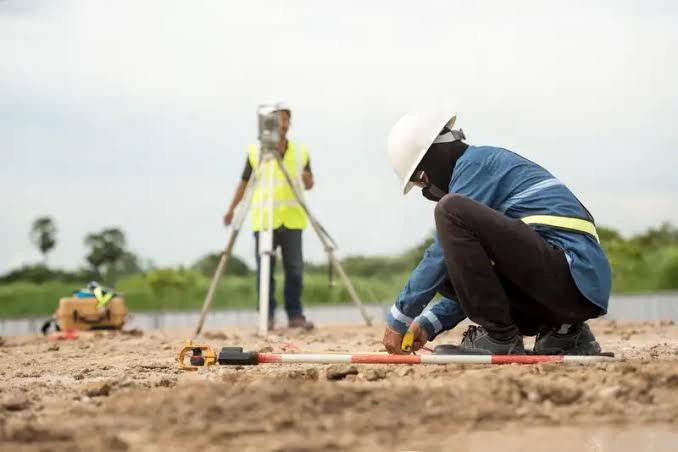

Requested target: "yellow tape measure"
[{"left": 401, "top": 331, "right": 414, "bottom": 353}]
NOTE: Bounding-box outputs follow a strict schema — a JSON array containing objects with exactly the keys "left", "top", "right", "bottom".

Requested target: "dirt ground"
[{"left": 1, "top": 319, "right": 677, "bottom": 452}]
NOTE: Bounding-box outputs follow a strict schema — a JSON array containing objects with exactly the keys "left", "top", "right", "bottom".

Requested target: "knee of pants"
[
  {"left": 284, "top": 264, "right": 303, "bottom": 281},
  {"left": 434, "top": 194, "right": 474, "bottom": 225}
]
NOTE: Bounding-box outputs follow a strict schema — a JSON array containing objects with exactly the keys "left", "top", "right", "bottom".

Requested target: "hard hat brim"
[
  {"left": 400, "top": 115, "right": 456, "bottom": 195},
  {"left": 401, "top": 146, "right": 429, "bottom": 194}
]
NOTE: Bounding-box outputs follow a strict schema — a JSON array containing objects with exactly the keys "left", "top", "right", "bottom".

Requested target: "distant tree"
[
  {"left": 191, "top": 252, "right": 251, "bottom": 277},
  {"left": 146, "top": 268, "right": 201, "bottom": 299},
  {"left": 597, "top": 226, "right": 623, "bottom": 244},
  {"left": 631, "top": 223, "right": 678, "bottom": 249},
  {"left": 116, "top": 251, "right": 142, "bottom": 275},
  {"left": 84, "top": 228, "right": 127, "bottom": 278},
  {"left": 104, "top": 251, "right": 143, "bottom": 283},
  {"left": 30, "top": 216, "right": 57, "bottom": 264}
]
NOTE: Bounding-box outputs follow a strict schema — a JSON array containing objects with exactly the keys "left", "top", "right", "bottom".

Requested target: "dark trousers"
[
  {"left": 434, "top": 194, "right": 602, "bottom": 340},
  {"left": 254, "top": 226, "right": 304, "bottom": 320}
]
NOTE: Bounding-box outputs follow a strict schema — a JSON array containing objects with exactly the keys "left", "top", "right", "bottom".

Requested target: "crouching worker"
[{"left": 383, "top": 109, "right": 611, "bottom": 355}]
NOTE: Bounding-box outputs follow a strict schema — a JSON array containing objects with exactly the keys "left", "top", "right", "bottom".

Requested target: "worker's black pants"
[
  {"left": 254, "top": 226, "right": 304, "bottom": 320},
  {"left": 434, "top": 194, "right": 602, "bottom": 340}
]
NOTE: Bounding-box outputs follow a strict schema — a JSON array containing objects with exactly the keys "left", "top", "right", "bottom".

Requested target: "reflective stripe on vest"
[
  {"left": 248, "top": 142, "right": 309, "bottom": 231},
  {"left": 250, "top": 199, "right": 303, "bottom": 209},
  {"left": 521, "top": 215, "right": 600, "bottom": 243}
]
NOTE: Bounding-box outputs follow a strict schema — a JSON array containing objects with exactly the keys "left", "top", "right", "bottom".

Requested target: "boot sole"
[
  {"left": 534, "top": 341, "right": 602, "bottom": 356},
  {"left": 433, "top": 344, "right": 526, "bottom": 356}
]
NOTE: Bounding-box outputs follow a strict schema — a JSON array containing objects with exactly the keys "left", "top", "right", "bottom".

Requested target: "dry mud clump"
[{"left": 0, "top": 320, "right": 677, "bottom": 451}]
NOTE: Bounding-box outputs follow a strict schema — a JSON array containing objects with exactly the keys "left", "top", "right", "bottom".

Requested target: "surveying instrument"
[{"left": 194, "top": 104, "right": 372, "bottom": 337}]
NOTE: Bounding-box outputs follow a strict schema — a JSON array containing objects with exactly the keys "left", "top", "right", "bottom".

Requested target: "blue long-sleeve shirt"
[{"left": 386, "top": 145, "right": 612, "bottom": 339}]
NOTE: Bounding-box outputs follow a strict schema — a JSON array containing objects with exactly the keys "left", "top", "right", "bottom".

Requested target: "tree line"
[
  {"left": 23, "top": 216, "right": 141, "bottom": 283},
  {"left": 6, "top": 216, "right": 248, "bottom": 285},
  {"left": 5, "top": 215, "right": 678, "bottom": 293}
]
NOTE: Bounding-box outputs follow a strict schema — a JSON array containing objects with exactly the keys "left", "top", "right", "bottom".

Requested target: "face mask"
[
  {"left": 422, "top": 185, "right": 447, "bottom": 202},
  {"left": 417, "top": 139, "right": 468, "bottom": 202}
]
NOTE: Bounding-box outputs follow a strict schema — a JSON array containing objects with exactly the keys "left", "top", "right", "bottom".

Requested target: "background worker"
[
  {"left": 224, "top": 101, "right": 315, "bottom": 330},
  {"left": 383, "top": 109, "right": 612, "bottom": 355}
]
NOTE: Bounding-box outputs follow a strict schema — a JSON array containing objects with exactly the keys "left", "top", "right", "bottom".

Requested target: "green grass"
[
  {"left": 2, "top": 240, "right": 677, "bottom": 319},
  {"left": 0, "top": 271, "right": 408, "bottom": 319},
  {"left": 0, "top": 281, "right": 81, "bottom": 318}
]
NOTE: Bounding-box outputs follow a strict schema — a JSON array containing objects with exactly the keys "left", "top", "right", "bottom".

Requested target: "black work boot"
[
  {"left": 534, "top": 322, "right": 601, "bottom": 355},
  {"left": 458, "top": 325, "right": 525, "bottom": 355},
  {"left": 288, "top": 315, "right": 314, "bottom": 330}
]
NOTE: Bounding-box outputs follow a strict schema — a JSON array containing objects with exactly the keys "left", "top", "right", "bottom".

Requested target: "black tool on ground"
[{"left": 217, "top": 347, "right": 259, "bottom": 365}]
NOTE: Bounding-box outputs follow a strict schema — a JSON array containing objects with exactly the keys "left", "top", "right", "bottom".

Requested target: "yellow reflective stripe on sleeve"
[{"left": 521, "top": 215, "right": 600, "bottom": 243}]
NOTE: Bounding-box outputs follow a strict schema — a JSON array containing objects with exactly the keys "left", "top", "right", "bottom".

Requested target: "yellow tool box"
[
  {"left": 41, "top": 282, "right": 128, "bottom": 334},
  {"left": 54, "top": 296, "right": 127, "bottom": 331}
]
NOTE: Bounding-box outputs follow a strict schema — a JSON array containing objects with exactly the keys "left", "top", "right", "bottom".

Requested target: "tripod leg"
[
  {"left": 193, "top": 168, "right": 259, "bottom": 337},
  {"left": 194, "top": 249, "right": 229, "bottom": 337},
  {"left": 327, "top": 250, "right": 373, "bottom": 326},
  {"left": 273, "top": 154, "right": 373, "bottom": 326}
]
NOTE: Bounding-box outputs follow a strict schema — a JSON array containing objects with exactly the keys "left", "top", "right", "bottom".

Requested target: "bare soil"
[{"left": 1, "top": 320, "right": 677, "bottom": 451}]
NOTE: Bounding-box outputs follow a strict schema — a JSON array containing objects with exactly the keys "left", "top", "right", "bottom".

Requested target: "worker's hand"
[
  {"left": 407, "top": 321, "right": 429, "bottom": 353},
  {"left": 383, "top": 322, "right": 429, "bottom": 355},
  {"left": 302, "top": 171, "right": 314, "bottom": 190},
  {"left": 224, "top": 210, "right": 234, "bottom": 226},
  {"left": 383, "top": 326, "right": 406, "bottom": 355}
]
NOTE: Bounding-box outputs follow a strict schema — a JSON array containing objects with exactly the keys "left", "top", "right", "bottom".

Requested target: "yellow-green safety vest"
[
  {"left": 93, "top": 286, "right": 114, "bottom": 309},
  {"left": 248, "top": 141, "right": 309, "bottom": 231}
]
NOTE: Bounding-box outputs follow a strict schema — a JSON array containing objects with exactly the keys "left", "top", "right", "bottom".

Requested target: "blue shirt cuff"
[
  {"left": 414, "top": 315, "right": 437, "bottom": 340},
  {"left": 385, "top": 305, "right": 412, "bottom": 335}
]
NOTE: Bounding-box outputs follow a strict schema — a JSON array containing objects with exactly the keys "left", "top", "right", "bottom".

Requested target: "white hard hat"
[
  {"left": 387, "top": 109, "right": 457, "bottom": 194},
  {"left": 274, "top": 100, "right": 291, "bottom": 114},
  {"left": 262, "top": 97, "right": 291, "bottom": 115}
]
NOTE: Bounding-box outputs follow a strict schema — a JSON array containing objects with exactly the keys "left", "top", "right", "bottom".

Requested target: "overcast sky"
[{"left": 2, "top": 0, "right": 677, "bottom": 274}]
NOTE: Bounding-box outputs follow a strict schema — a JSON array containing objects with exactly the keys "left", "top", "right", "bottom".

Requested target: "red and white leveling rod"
[
  {"left": 255, "top": 352, "right": 612, "bottom": 365},
  {"left": 178, "top": 341, "right": 615, "bottom": 370}
]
